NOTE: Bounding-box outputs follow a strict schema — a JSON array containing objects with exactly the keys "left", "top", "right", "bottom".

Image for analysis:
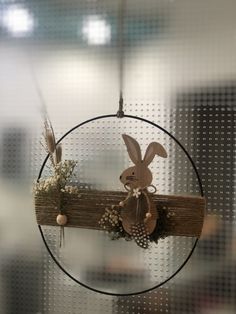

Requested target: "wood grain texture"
[{"left": 35, "top": 190, "right": 205, "bottom": 237}]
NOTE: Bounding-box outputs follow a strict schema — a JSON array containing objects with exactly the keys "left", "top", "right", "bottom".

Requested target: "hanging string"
[
  {"left": 117, "top": 0, "right": 126, "bottom": 118},
  {"left": 28, "top": 59, "right": 49, "bottom": 121}
]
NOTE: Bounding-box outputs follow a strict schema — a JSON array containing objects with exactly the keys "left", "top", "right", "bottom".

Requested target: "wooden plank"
[{"left": 35, "top": 190, "right": 205, "bottom": 237}]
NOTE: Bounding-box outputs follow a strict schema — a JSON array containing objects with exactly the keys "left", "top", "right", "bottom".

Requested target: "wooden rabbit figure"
[{"left": 120, "top": 134, "right": 167, "bottom": 248}]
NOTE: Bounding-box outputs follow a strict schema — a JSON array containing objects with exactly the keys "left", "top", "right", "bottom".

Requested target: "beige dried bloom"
[
  {"left": 34, "top": 160, "right": 77, "bottom": 194},
  {"left": 55, "top": 144, "right": 62, "bottom": 163},
  {"left": 44, "top": 125, "right": 56, "bottom": 154}
]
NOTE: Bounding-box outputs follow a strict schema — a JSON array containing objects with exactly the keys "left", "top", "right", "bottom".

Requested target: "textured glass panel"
[{"left": 0, "top": 0, "right": 235, "bottom": 313}]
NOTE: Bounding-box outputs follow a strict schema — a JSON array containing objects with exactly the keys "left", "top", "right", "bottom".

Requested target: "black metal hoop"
[{"left": 37, "top": 114, "right": 205, "bottom": 296}]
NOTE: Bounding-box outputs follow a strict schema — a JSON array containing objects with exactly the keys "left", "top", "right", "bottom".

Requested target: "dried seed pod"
[
  {"left": 55, "top": 144, "right": 62, "bottom": 163},
  {"left": 45, "top": 127, "right": 56, "bottom": 154}
]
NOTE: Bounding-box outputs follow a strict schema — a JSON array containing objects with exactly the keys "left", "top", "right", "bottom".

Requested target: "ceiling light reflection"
[
  {"left": 1, "top": 5, "right": 34, "bottom": 37},
  {"left": 82, "top": 15, "right": 111, "bottom": 45}
]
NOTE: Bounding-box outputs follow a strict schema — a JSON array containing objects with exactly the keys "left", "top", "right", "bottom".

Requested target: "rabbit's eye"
[{"left": 132, "top": 172, "right": 135, "bottom": 175}]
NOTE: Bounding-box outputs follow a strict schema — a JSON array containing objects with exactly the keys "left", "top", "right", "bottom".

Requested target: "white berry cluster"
[
  {"left": 99, "top": 207, "right": 125, "bottom": 240},
  {"left": 99, "top": 207, "right": 122, "bottom": 228},
  {"left": 98, "top": 207, "right": 124, "bottom": 240}
]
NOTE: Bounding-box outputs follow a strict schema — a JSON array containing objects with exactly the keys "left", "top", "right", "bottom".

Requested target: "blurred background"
[{"left": 0, "top": 0, "right": 235, "bottom": 313}]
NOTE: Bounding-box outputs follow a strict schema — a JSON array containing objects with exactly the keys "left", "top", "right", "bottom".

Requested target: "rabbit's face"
[
  {"left": 120, "top": 163, "right": 153, "bottom": 189},
  {"left": 120, "top": 134, "right": 167, "bottom": 190}
]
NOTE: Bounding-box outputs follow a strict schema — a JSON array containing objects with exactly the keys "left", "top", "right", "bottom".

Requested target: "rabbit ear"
[
  {"left": 122, "top": 134, "right": 142, "bottom": 164},
  {"left": 143, "top": 142, "right": 167, "bottom": 165}
]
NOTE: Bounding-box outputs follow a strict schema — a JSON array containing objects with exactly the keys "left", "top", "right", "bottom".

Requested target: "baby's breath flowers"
[
  {"left": 33, "top": 176, "right": 58, "bottom": 195},
  {"left": 33, "top": 160, "right": 78, "bottom": 195},
  {"left": 64, "top": 185, "right": 80, "bottom": 195},
  {"left": 54, "top": 160, "right": 77, "bottom": 188}
]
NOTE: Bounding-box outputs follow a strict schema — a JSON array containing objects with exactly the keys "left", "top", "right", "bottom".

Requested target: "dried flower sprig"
[
  {"left": 35, "top": 120, "right": 78, "bottom": 193},
  {"left": 43, "top": 119, "right": 57, "bottom": 168},
  {"left": 34, "top": 120, "right": 80, "bottom": 247},
  {"left": 98, "top": 206, "right": 126, "bottom": 240},
  {"left": 55, "top": 144, "right": 62, "bottom": 164},
  {"left": 43, "top": 119, "right": 64, "bottom": 170},
  {"left": 44, "top": 120, "right": 56, "bottom": 154}
]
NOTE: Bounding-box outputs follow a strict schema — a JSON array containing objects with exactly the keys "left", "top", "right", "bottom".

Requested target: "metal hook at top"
[{"left": 117, "top": 92, "right": 124, "bottom": 118}]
